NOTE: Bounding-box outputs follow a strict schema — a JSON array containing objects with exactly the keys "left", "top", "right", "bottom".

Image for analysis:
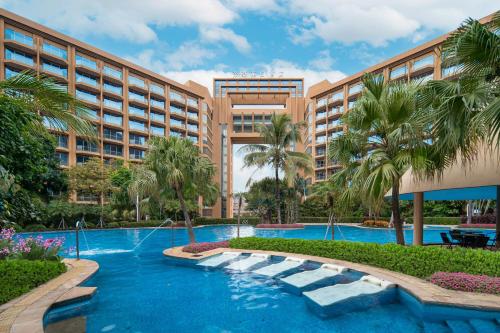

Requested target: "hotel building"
[{"left": 0, "top": 9, "right": 492, "bottom": 218}]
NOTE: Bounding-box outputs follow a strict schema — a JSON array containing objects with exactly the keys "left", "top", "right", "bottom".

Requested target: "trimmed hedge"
[
  {"left": 406, "top": 217, "right": 460, "bottom": 225},
  {"left": 0, "top": 259, "right": 67, "bottom": 304},
  {"left": 229, "top": 237, "right": 500, "bottom": 278},
  {"left": 193, "top": 217, "right": 260, "bottom": 226}
]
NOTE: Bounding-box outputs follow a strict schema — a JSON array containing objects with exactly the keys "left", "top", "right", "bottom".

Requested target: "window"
[
  {"left": 150, "top": 125, "right": 165, "bottom": 137},
  {"left": 317, "top": 98, "right": 327, "bottom": 108},
  {"left": 85, "top": 109, "right": 99, "bottom": 120},
  {"left": 55, "top": 152, "right": 68, "bottom": 166},
  {"left": 43, "top": 42, "right": 67, "bottom": 59},
  {"left": 42, "top": 61, "right": 67, "bottom": 77},
  {"left": 151, "top": 98, "right": 165, "bottom": 109},
  {"left": 315, "top": 171, "right": 325, "bottom": 180},
  {"left": 150, "top": 84, "right": 164, "bottom": 95},
  {"left": 315, "top": 123, "right": 326, "bottom": 132},
  {"left": 103, "top": 98, "right": 122, "bottom": 110},
  {"left": 128, "top": 76, "right": 145, "bottom": 88},
  {"left": 76, "top": 89, "right": 98, "bottom": 104},
  {"left": 5, "top": 48, "right": 33, "bottom": 66},
  {"left": 170, "top": 117, "right": 185, "bottom": 128},
  {"left": 188, "top": 135, "right": 198, "bottom": 143},
  {"left": 129, "top": 148, "right": 146, "bottom": 160},
  {"left": 103, "top": 65, "right": 122, "bottom": 80},
  {"left": 55, "top": 135, "right": 68, "bottom": 148},
  {"left": 232, "top": 115, "right": 242, "bottom": 132},
  {"left": 169, "top": 90, "right": 184, "bottom": 102},
  {"left": 5, "top": 28, "right": 33, "bottom": 46},
  {"left": 390, "top": 65, "right": 407, "bottom": 79},
  {"left": 76, "top": 155, "right": 90, "bottom": 165},
  {"left": 170, "top": 130, "right": 182, "bottom": 138},
  {"left": 316, "top": 147, "right": 326, "bottom": 156},
  {"left": 187, "top": 97, "right": 198, "bottom": 108},
  {"left": 104, "top": 144, "right": 123, "bottom": 156},
  {"left": 150, "top": 112, "right": 165, "bottom": 123},
  {"left": 128, "top": 105, "right": 145, "bottom": 117},
  {"left": 332, "top": 91, "right": 343, "bottom": 102},
  {"left": 413, "top": 55, "right": 434, "bottom": 71},
  {"left": 348, "top": 100, "right": 356, "bottom": 109},
  {"left": 76, "top": 72, "right": 98, "bottom": 86},
  {"left": 316, "top": 160, "right": 325, "bottom": 168},
  {"left": 187, "top": 124, "right": 198, "bottom": 132},
  {"left": 329, "top": 118, "right": 342, "bottom": 128},
  {"left": 329, "top": 131, "right": 343, "bottom": 140},
  {"left": 349, "top": 83, "right": 362, "bottom": 95},
  {"left": 75, "top": 54, "right": 97, "bottom": 70},
  {"left": 316, "top": 110, "right": 327, "bottom": 119},
  {"left": 103, "top": 128, "right": 123, "bottom": 141},
  {"left": 103, "top": 81, "right": 122, "bottom": 95},
  {"left": 129, "top": 120, "right": 146, "bottom": 131},
  {"left": 76, "top": 139, "right": 98, "bottom": 152},
  {"left": 129, "top": 134, "right": 146, "bottom": 145},
  {"left": 129, "top": 90, "right": 146, "bottom": 103},
  {"left": 5, "top": 67, "right": 20, "bottom": 79},
  {"left": 103, "top": 113, "right": 122, "bottom": 126},
  {"left": 170, "top": 104, "right": 185, "bottom": 116},
  {"left": 316, "top": 135, "right": 327, "bottom": 144},
  {"left": 442, "top": 64, "right": 461, "bottom": 78},
  {"left": 187, "top": 111, "right": 198, "bottom": 120}
]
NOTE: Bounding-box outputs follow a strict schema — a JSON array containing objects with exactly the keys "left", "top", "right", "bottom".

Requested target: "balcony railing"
[{"left": 5, "top": 28, "right": 33, "bottom": 46}]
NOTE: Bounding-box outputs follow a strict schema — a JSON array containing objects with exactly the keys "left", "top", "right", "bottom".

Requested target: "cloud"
[
  {"left": 286, "top": 0, "right": 499, "bottom": 46},
  {"left": 200, "top": 26, "right": 251, "bottom": 53},
  {"left": 0, "top": 0, "right": 237, "bottom": 43},
  {"left": 232, "top": 144, "right": 278, "bottom": 192},
  {"left": 308, "top": 50, "right": 335, "bottom": 71},
  {"left": 226, "top": 0, "right": 283, "bottom": 13}
]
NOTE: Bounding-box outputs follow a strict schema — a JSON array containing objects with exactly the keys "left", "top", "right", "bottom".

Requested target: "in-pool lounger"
[
  {"left": 225, "top": 253, "right": 270, "bottom": 271},
  {"left": 303, "top": 275, "right": 397, "bottom": 317},
  {"left": 197, "top": 252, "right": 242, "bottom": 268},
  {"left": 252, "top": 257, "right": 306, "bottom": 277},
  {"left": 280, "top": 264, "right": 347, "bottom": 294}
]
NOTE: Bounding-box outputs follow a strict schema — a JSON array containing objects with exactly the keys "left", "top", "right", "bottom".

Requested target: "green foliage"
[
  {"left": 405, "top": 217, "right": 461, "bottom": 225},
  {"left": 22, "top": 224, "right": 48, "bottom": 232},
  {"left": 244, "top": 178, "right": 284, "bottom": 223},
  {"left": 0, "top": 259, "right": 66, "bottom": 304},
  {"left": 66, "top": 157, "right": 115, "bottom": 204},
  {"left": 194, "top": 217, "right": 260, "bottom": 226},
  {"left": 110, "top": 164, "right": 133, "bottom": 213},
  {"left": 229, "top": 237, "right": 500, "bottom": 278},
  {"left": 45, "top": 201, "right": 113, "bottom": 227}
]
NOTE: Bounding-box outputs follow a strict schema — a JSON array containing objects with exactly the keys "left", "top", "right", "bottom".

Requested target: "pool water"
[{"left": 23, "top": 225, "right": 499, "bottom": 333}]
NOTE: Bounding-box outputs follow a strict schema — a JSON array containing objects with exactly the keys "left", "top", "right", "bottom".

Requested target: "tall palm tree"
[
  {"left": 239, "top": 113, "right": 312, "bottom": 224},
  {"left": 329, "top": 74, "right": 432, "bottom": 245},
  {"left": 145, "top": 136, "right": 218, "bottom": 243},
  {"left": 0, "top": 71, "right": 95, "bottom": 137}
]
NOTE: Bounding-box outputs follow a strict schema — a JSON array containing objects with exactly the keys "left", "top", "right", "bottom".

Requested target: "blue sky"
[{"left": 2, "top": 1, "right": 497, "bottom": 192}]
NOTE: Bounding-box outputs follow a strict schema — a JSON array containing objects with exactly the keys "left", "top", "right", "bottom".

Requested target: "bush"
[
  {"left": 194, "top": 217, "right": 260, "bottom": 226},
  {"left": 405, "top": 217, "right": 461, "bottom": 225},
  {"left": 256, "top": 224, "right": 304, "bottom": 229},
  {"left": 361, "top": 220, "right": 389, "bottom": 228},
  {"left": 22, "top": 224, "right": 48, "bottom": 232},
  {"left": 182, "top": 241, "right": 229, "bottom": 253},
  {"left": 106, "top": 222, "right": 121, "bottom": 228},
  {"left": 460, "top": 214, "right": 496, "bottom": 225},
  {"left": 429, "top": 272, "right": 500, "bottom": 295},
  {"left": 229, "top": 237, "right": 500, "bottom": 278},
  {"left": 0, "top": 259, "right": 66, "bottom": 304}
]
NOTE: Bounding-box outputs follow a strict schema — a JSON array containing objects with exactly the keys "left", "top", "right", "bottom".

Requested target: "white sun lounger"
[
  {"left": 225, "top": 253, "right": 270, "bottom": 271},
  {"left": 303, "top": 275, "right": 397, "bottom": 317},
  {"left": 252, "top": 257, "right": 306, "bottom": 277},
  {"left": 197, "top": 252, "right": 242, "bottom": 268},
  {"left": 280, "top": 264, "right": 347, "bottom": 294}
]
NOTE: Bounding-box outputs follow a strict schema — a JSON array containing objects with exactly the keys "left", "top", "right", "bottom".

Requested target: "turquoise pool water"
[{"left": 24, "top": 225, "right": 499, "bottom": 333}]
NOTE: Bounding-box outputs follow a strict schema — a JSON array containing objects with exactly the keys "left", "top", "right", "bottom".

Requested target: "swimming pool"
[{"left": 24, "top": 225, "right": 499, "bottom": 333}]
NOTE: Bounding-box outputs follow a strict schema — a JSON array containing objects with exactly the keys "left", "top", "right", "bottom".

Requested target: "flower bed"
[
  {"left": 255, "top": 224, "right": 304, "bottom": 229},
  {"left": 458, "top": 224, "right": 496, "bottom": 229},
  {"left": 429, "top": 272, "right": 500, "bottom": 295},
  {"left": 1, "top": 228, "right": 65, "bottom": 260},
  {"left": 182, "top": 240, "right": 229, "bottom": 254}
]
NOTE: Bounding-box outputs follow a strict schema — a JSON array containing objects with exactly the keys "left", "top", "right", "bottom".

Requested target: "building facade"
[{"left": 0, "top": 9, "right": 492, "bottom": 218}]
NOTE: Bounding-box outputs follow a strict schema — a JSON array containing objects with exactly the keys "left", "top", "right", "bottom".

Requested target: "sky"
[{"left": 2, "top": 1, "right": 496, "bottom": 192}]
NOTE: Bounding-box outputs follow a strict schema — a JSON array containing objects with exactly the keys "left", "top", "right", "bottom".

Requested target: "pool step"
[
  {"left": 445, "top": 320, "right": 475, "bottom": 333},
  {"left": 422, "top": 321, "right": 451, "bottom": 333},
  {"left": 197, "top": 252, "right": 241, "bottom": 268},
  {"left": 468, "top": 319, "right": 500, "bottom": 333},
  {"left": 225, "top": 253, "right": 270, "bottom": 271},
  {"left": 252, "top": 257, "right": 306, "bottom": 278},
  {"left": 280, "top": 264, "right": 347, "bottom": 294},
  {"left": 303, "top": 275, "right": 396, "bottom": 318}
]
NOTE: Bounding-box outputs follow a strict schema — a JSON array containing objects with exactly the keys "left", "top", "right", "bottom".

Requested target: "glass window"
[
  {"left": 103, "top": 65, "right": 122, "bottom": 80},
  {"left": 103, "top": 98, "right": 122, "bottom": 111},
  {"left": 42, "top": 61, "right": 67, "bottom": 77},
  {"left": 413, "top": 55, "right": 434, "bottom": 71},
  {"left": 187, "top": 124, "right": 198, "bottom": 132},
  {"left": 76, "top": 72, "right": 98, "bottom": 86},
  {"left": 129, "top": 148, "right": 145, "bottom": 160},
  {"left": 243, "top": 115, "right": 252, "bottom": 132},
  {"left": 170, "top": 130, "right": 182, "bottom": 138},
  {"left": 169, "top": 90, "right": 184, "bottom": 102},
  {"left": 232, "top": 115, "right": 242, "bottom": 132},
  {"left": 103, "top": 81, "right": 122, "bottom": 95},
  {"left": 55, "top": 135, "right": 68, "bottom": 148},
  {"left": 76, "top": 155, "right": 90, "bottom": 165},
  {"left": 170, "top": 117, "right": 185, "bottom": 128},
  {"left": 151, "top": 98, "right": 165, "bottom": 109},
  {"left": 128, "top": 105, "right": 145, "bottom": 117},
  {"left": 103, "top": 113, "right": 122, "bottom": 126},
  {"left": 129, "top": 134, "right": 146, "bottom": 145},
  {"left": 76, "top": 89, "right": 98, "bottom": 103},
  {"left": 349, "top": 83, "right": 363, "bottom": 95},
  {"left": 150, "top": 84, "right": 164, "bottom": 95},
  {"left": 348, "top": 100, "right": 356, "bottom": 109},
  {"left": 442, "top": 64, "right": 461, "bottom": 78},
  {"left": 332, "top": 91, "right": 343, "bottom": 101},
  {"left": 84, "top": 109, "right": 99, "bottom": 120},
  {"left": 76, "top": 139, "right": 98, "bottom": 152},
  {"left": 150, "top": 112, "right": 165, "bottom": 123},
  {"left": 5, "top": 48, "right": 33, "bottom": 66},
  {"left": 187, "top": 111, "right": 198, "bottom": 120},
  {"left": 5, "top": 28, "right": 33, "bottom": 46},
  {"left": 103, "top": 128, "right": 123, "bottom": 141},
  {"left": 55, "top": 152, "right": 68, "bottom": 166},
  {"left": 317, "top": 98, "right": 327, "bottom": 108},
  {"left": 187, "top": 97, "right": 198, "bottom": 108},
  {"left": 5, "top": 67, "right": 20, "bottom": 79},
  {"left": 75, "top": 54, "right": 97, "bottom": 70},
  {"left": 128, "top": 75, "right": 145, "bottom": 88},
  {"left": 390, "top": 65, "right": 407, "bottom": 79},
  {"left": 188, "top": 135, "right": 198, "bottom": 144},
  {"left": 129, "top": 90, "right": 146, "bottom": 103},
  {"left": 150, "top": 125, "right": 165, "bottom": 137},
  {"left": 104, "top": 144, "right": 123, "bottom": 156},
  {"left": 129, "top": 120, "right": 147, "bottom": 131},
  {"left": 170, "top": 104, "right": 185, "bottom": 116},
  {"left": 42, "top": 42, "right": 67, "bottom": 59}
]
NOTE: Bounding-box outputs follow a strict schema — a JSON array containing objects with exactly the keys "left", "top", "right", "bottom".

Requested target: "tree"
[
  {"left": 244, "top": 178, "right": 283, "bottom": 224},
  {"left": 240, "top": 113, "right": 312, "bottom": 224},
  {"left": 110, "top": 163, "right": 134, "bottom": 216},
  {"left": 144, "top": 137, "right": 218, "bottom": 243},
  {"left": 329, "top": 74, "right": 432, "bottom": 245},
  {"left": 66, "top": 157, "right": 115, "bottom": 226}
]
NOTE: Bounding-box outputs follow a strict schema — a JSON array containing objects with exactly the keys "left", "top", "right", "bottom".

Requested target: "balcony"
[
  {"left": 103, "top": 98, "right": 123, "bottom": 112},
  {"left": 150, "top": 84, "right": 165, "bottom": 98},
  {"left": 128, "top": 105, "right": 147, "bottom": 119},
  {"left": 349, "top": 83, "right": 363, "bottom": 96},
  {"left": 150, "top": 126, "right": 166, "bottom": 137},
  {"left": 170, "top": 119, "right": 186, "bottom": 131},
  {"left": 187, "top": 124, "right": 199, "bottom": 133},
  {"left": 170, "top": 105, "right": 186, "bottom": 119},
  {"left": 331, "top": 91, "right": 344, "bottom": 104},
  {"left": 170, "top": 90, "right": 185, "bottom": 105},
  {"left": 150, "top": 113, "right": 166, "bottom": 124},
  {"left": 150, "top": 98, "right": 165, "bottom": 111},
  {"left": 390, "top": 65, "right": 408, "bottom": 80},
  {"left": 187, "top": 97, "right": 198, "bottom": 109},
  {"left": 4, "top": 48, "right": 34, "bottom": 69},
  {"left": 75, "top": 72, "right": 100, "bottom": 93},
  {"left": 412, "top": 54, "right": 434, "bottom": 74},
  {"left": 75, "top": 54, "right": 98, "bottom": 75},
  {"left": 76, "top": 89, "right": 99, "bottom": 106},
  {"left": 4, "top": 28, "right": 35, "bottom": 54},
  {"left": 41, "top": 61, "right": 68, "bottom": 80},
  {"left": 128, "top": 76, "right": 147, "bottom": 93},
  {"left": 129, "top": 120, "right": 148, "bottom": 133},
  {"left": 103, "top": 65, "right": 123, "bottom": 84},
  {"left": 128, "top": 91, "right": 148, "bottom": 107},
  {"left": 40, "top": 42, "right": 67, "bottom": 65},
  {"left": 103, "top": 82, "right": 123, "bottom": 98}
]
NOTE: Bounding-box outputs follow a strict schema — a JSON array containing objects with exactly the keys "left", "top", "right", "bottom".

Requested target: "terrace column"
[
  {"left": 496, "top": 186, "right": 500, "bottom": 248},
  {"left": 413, "top": 192, "right": 424, "bottom": 246}
]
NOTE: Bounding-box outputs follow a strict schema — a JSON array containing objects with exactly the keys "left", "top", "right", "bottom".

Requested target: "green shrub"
[
  {"left": 194, "top": 217, "right": 260, "bottom": 226},
  {"left": 0, "top": 259, "right": 66, "bottom": 304},
  {"left": 299, "top": 216, "right": 363, "bottom": 224},
  {"left": 106, "top": 222, "right": 121, "bottom": 228},
  {"left": 229, "top": 237, "right": 500, "bottom": 278},
  {"left": 405, "top": 217, "right": 460, "bottom": 225},
  {"left": 118, "top": 221, "right": 166, "bottom": 228},
  {"left": 22, "top": 224, "right": 48, "bottom": 232}
]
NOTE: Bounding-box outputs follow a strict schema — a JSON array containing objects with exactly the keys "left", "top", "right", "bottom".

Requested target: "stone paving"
[
  {"left": 164, "top": 246, "right": 500, "bottom": 311},
  {"left": 0, "top": 259, "right": 98, "bottom": 333}
]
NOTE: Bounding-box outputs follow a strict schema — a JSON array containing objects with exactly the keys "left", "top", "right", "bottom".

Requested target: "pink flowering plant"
[
  {"left": 429, "top": 272, "right": 500, "bottom": 295},
  {"left": 0, "top": 227, "right": 64, "bottom": 261},
  {"left": 183, "top": 240, "right": 229, "bottom": 254}
]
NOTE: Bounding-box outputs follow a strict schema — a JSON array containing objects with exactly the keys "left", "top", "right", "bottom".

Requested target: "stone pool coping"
[
  {"left": 0, "top": 259, "right": 99, "bottom": 333},
  {"left": 163, "top": 246, "right": 500, "bottom": 312}
]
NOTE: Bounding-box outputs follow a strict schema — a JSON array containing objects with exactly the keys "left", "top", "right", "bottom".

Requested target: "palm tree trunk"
[
  {"left": 176, "top": 187, "right": 196, "bottom": 243},
  {"left": 275, "top": 166, "right": 282, "bottom": 224},
  {"left": 391, "top": 181, "right": 405, "bottom": 245}
]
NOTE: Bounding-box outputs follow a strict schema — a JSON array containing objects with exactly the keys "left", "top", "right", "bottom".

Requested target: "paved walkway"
[
  {"left": 0, "top": 259, "right": 98, "bottom": 333},
  {"left": 164, "top": 246, "right": 500, "bottom": 311}
]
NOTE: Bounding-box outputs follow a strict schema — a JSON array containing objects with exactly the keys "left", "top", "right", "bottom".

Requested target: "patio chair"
[
  {"left": 440, "top": 233, "right": 455, "bottom": 249},
  {"left": 449, "top": 230, "right": 464, "bottom": 245},
  {"left": 471, "top": 235, "right": 490, "bottom": 249}
]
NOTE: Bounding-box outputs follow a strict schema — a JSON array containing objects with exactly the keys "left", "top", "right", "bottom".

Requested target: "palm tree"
[
  {"left": 329, "top": 74, "right": 432, "bottom": 245},
  {"left": 0, "top": 71, "right": 96, "bottom": 137},
  {"left": 239, "top": 113, "right": 312, "bottom": 224},
  {"left": 145, "top": 136, "right": 218, "bottom": 243}
]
